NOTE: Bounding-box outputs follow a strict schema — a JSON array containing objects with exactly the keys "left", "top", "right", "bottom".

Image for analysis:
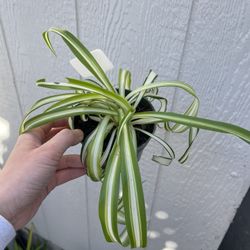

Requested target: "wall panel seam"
[
  {"left": 74, "top": 1, "right": 91, "bottom": 249},
  {"left": 176, "top": 0, "right": 195, "bottom": 80},
  {"left": 0, "top": 19, "right": 23, "bottom": 117}
]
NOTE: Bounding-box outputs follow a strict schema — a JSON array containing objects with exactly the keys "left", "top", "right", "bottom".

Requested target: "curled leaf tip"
[
  {"left": 36, "top": 78, "right": 46, "bottom": 83},
  {"left": 42, "top": 30, "right": 56, "bottom": 56}
]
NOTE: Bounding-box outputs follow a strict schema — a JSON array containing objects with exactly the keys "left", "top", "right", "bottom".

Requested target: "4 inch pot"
[{"left": 71, "top": 91, "right": 155, "bottom": 161}]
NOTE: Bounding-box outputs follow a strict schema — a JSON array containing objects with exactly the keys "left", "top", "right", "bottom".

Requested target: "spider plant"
[{"left": 19, "top": 27, "right": 250, "bottom": 248}]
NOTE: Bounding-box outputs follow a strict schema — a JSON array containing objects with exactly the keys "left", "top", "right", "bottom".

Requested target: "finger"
[
  {"left": 45, "top": 167, "right": 85, "bottom": 196},
  {"left": 28, "top": 119, "right": 69, "bottom": 142},
  {"left": 57, "top": 154, "right": 85, "bottom": 170},
  {"left": 44, "top": 127, "right": 67, "bottom": 142},
  {"left": 18, "top": 119, "right": 69, "bottom": 149},
  {"left": 40, "top": 128, "right": 84, "bottom": 159},
  {"left": 55, "top": 168, "right": 86, "bottom": 186}
]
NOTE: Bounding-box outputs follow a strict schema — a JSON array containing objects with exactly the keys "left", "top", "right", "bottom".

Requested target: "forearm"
[{"left": 0, "top": 169, "right": 19, "bottom": 229}]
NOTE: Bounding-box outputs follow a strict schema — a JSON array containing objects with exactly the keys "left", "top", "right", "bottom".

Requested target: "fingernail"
[{"left": 73, "top": 129, "right": 84, "bottom": 141}]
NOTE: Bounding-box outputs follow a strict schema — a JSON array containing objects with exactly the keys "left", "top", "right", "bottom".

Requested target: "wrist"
[{"left": 0, "top": 170, "right": 17, "bottom": 229}]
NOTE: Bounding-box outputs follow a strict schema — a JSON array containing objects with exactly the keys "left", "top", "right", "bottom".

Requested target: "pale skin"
[{"left": 0, "top": 120, "right": 85, "bottom": 230}]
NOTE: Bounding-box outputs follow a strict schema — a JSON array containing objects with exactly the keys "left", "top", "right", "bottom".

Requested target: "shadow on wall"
[
  {"left": 0, "top": 116, "right": 10, "bottom": 166},
  {"left": 147, "top": 209, "right": 178, "bottom": 250}
]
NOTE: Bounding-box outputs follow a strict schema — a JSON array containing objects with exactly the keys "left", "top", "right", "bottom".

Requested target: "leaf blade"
[
  {"left": 99, "top": 142, "right": 121, "bottom": 243},
  {"left": 21, "top": 107, "right": 117, "bottom": 133},
  {"left": 86, "top": 116, "right": 111, "bottom": 181},
  {"left": 120, "top": 123, "right": 147, "bottom": 248},
  {"left": 118, "top": 68, "right": 132, "bottom": 97},
  {"left": 37, "top": 78, "right": 132, "bottom": 112},
  {"left": 43, "top": 27, "right": 115, "bottom": 92},
  {"left": 133, "top": 111, "right": 250, "bottom": 144}
]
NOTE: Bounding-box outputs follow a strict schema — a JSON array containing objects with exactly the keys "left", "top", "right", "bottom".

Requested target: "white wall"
[{"left": 0, "top": 1, "right": 250, "bottom": 249}]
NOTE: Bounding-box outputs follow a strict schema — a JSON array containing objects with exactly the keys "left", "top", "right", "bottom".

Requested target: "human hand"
[{"left": 0, "top": 120, "right": 84, "bottom": 230}]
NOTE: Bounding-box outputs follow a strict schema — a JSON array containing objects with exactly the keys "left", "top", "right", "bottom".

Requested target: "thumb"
[{"left": 41, "top": 128, "right": 84, "bottom": 157}]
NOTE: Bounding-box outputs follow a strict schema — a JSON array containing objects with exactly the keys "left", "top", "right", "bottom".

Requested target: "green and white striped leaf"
[
  {"left": 45, "top": 93, "right": 112, "bottom": 112},
  {"left": 118, "top": 68, "right": 132, "bottom": 97},
  {"left": 99, "top": 142, "right": 121, "bottom": 243},
  {"left": 116, "top": 110, "right": 135, "bottom": 144},
  {"left": 132, "top": 70, "right": 157, "bottom": 108},
  {"left": 127, "top": 81, "right": 196, "bottom": 101},
  {"left": 127, "top": 81, "right": 200, "bottom": 131},
  {"left": 129, "top": 81, "right": 200, "bottom": 132},
  {"left": 21, "top": 107, "right": 116, "bottom": 133},
  {"left": 43, "top": 27, "right": 115, "bottom": 92},
  {"left": 168, "top": 98, "right": 199, "bottom": 133},
  {"left": 135, "top": 127, "right": 175, "bottom": 166},
  {"left": 101, "top": 129, "right": 117, "bottom": 166},
  {"left": 28, "top": 93, "right": 77, "bottom": 113},
  {"left": 144, "top": 94, "right": 168, "bottom": 112},
  {"left": 120, "top": 228, "right": 130, "bottom": 247},
  {"left": 120, "top": 123, "right": 147, "bottom": 248},
  {"left": 118, "top": 210, "right": 126, "bottom": 225},
  {"left": 37, "top": 78, "right": 132, "bottom": 112},
  {"left": 133, "top": 111, "right": 250, "bottom": 144},
  {"left": 178, "top": 127, "right": 199, "bottom": 164},
  {"left": 86, "top": 116, "right": 111, "bottom": 181},
  {"left": 80, "top": 121, "right": 114, "bottom": 165},
  {"left": 19, "top": 93, "right": 76, "bottom": 133},
  {"left": 80, "top": 129, "right": 98, "bottom": 163}
]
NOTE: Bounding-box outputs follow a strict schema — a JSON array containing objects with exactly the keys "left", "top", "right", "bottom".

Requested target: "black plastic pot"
[{"left": 72, "top": 90, "right": 155, "bottom": 161}]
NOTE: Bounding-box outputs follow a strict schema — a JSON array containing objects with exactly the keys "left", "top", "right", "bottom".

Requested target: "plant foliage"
[{"left": 20, "top": 28, "right": 250, "bottom": 248}]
